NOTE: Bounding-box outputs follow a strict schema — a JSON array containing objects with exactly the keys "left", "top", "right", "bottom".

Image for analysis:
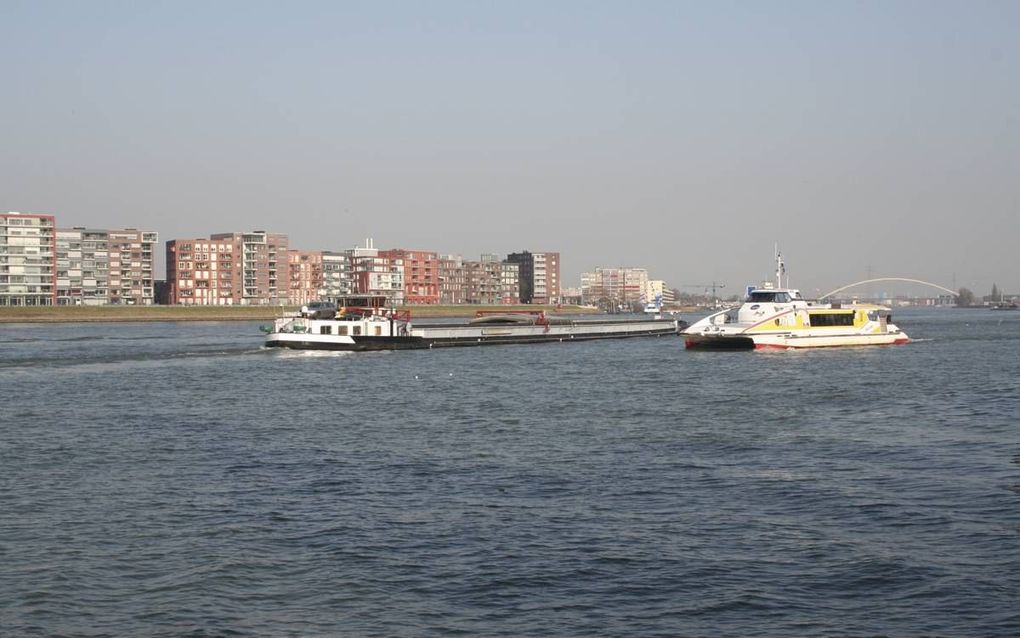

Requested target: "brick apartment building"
[
  {"left": 288, "top": 250, "right": 323, "bottom": 306},
  {"left": 166, "top": 231, "right": 289, "bottom": 305},
  {"left": 379, "top": 248, "right": 440, "bottom": 304},
  {"left": 439, "top": 254, "right": 466, "bottom": 304}
]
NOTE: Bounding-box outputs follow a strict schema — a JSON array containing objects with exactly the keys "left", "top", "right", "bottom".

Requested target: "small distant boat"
[
  {"left": 990, "top": 301, "right": 1018, "bottom": 311},
  {"left": 681, "top": 253, "right": 909, "bottom": 350}
]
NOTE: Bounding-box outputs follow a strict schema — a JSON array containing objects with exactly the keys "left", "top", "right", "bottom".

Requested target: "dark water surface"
[{"left": 2, "top": 308, "right": 1018, "bottom": 637}]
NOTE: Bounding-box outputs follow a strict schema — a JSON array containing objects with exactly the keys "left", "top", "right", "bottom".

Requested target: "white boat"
[{"left": 681, "top": 254, "right": 909, "bottom": 350}]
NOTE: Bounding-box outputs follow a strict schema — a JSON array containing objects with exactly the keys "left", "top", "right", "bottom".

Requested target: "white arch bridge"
[{"left": 819, "top": 278, "right": 958, "bottom": 301}]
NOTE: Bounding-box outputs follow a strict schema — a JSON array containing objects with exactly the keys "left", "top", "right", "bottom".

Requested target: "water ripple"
[{"left": 1, "top": 310, "right": 1018, "bottom": 637}]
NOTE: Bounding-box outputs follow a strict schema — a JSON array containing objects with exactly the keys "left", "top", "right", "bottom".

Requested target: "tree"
[
  {"left": 957, "top": 287, "right": 976, "bottom": 307},
  {"left": 991, "top": 283, "right": 1000, "bottom": 301}
]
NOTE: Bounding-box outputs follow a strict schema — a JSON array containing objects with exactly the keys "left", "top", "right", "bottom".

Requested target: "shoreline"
[{"left": 0, "top": 304, "right": 608, "bottom": 324}]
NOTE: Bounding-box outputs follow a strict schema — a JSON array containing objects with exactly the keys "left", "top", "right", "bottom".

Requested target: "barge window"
[{"left": 808, "top": 313, "right": 855, "bottom": 327}]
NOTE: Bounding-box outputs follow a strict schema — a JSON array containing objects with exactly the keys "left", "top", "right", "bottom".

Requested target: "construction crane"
[{"left": 679, "top": 282, "right": 727, "bottom": 307}]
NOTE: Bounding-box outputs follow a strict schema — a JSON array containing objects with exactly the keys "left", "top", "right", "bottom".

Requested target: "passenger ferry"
[
  {"left": 681, "top": 255, "right": 909, "bottom": 350},
  {"left": 263, "top": 299, "right": 683, "bottom": 352}
]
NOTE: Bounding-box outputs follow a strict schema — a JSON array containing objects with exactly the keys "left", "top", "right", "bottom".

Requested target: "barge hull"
[{"left": 266, "top": 321, "right": 680, "bottom": 351}]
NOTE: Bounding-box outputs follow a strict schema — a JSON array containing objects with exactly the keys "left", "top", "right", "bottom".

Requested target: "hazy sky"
[{"left": 3, "top": 1, "right": 1017, "bottom": 296}]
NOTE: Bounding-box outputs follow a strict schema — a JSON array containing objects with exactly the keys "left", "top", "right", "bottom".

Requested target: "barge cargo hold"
[{"left": 263, "top": 308, "right": 684, "bottom": 352}]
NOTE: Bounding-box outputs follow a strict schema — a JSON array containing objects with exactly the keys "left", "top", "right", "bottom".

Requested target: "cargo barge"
[{"left": 263, "top": 304, "right": 683, "bottom": 352}]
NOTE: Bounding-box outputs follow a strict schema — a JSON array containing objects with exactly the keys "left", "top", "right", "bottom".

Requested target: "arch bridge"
[{"left": 819, "top": 278, "right": 957, "bottom": 301}]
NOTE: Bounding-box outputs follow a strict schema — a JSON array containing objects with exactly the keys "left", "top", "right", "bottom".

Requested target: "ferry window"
[
  {"left": 808, "top": 313, "right": 855, "bottom": 327},
  {"left": 353, "top": 326, "right": 361, "bottom": 336},
  {"left": 374, "top": 326, "right": 382, "bottom": 336},
  {"left": 747, "top": 292, "right": 777, "bottom": 302},
  {"left": 338, "top": 326, "right": 348, "bottom": 336},
  {"left": 320, "top": 326, "right": 332, "bottom": 335}
]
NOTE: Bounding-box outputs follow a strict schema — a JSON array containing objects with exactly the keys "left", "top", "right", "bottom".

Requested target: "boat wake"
[
  {"left": 0, "top": 347, "right": 267, "bottom": 373},
  {"left": 269, "top": 349, "right": 356, "bottom": 359}
]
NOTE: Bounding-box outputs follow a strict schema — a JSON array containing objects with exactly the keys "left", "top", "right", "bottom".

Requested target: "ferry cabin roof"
[{"left": 746, "top": 289, "right": 804, "bottom": 303}]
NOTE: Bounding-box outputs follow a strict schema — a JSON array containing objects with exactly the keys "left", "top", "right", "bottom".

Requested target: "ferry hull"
[{"left": 684, "top": 332, "right": 909, "bottom": 350}]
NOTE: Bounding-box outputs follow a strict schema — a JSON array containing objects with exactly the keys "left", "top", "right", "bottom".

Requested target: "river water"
[{"left": 1, "top": 308, "right": 1017, "bottom": 637}]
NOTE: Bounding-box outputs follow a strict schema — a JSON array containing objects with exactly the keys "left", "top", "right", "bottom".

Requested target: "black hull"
[
  {"left": 683, "top": 336, "right": 756, "bottom": 350},
  {"left": 266, "top": 326, "right": 680, "bottom": 352}
]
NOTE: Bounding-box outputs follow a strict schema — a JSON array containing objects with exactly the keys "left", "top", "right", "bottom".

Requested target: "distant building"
[
  {"left": 56, "top": 227, "right": 157, "bottom": 305},
  {"left": 166, "top": 236, "right": 240, "bottom": 305},
  {"left": 212, "top": 231, "right": 289, "bottom": 305},
  {"left": 506, "top": 251, "right": 560, "bottom": 304},
  {"left": 166, "top": 230, "right": 289, "bottom": 305},
  {"left": 56, "top": 226, "right": 157, "bottom": 306},
  {"left": 56, "top": 227, "right": 106, "bottom": 305},
  {"left": 107, "top": 229, "right": 158, "bottom": 305},
  {"left": 1, "top": 212, "right": 57, "bottom": 306},
  {"left": 439, "top": 254, "right": 466, "bottom": 304},
  {"left": 380, "top": 248, "right": 440, "bottom": 304},
  {"left": 349, "top": 238, "right": 404, "bottom": 305},
  {"left": 560, "top": 286, "right": 583, "bottom": 305},
  {"left": 464, "top": 258, "right": 501, "bottom": 304},
  {"left": 288, "top": 250, "right": 323, "bottom": 306},
  {"left": 581, "top": 267, "right": 648, "bottom": 306},
  {"left": 499, "top": 260, "right": 520, "bottom": 304},
  {"left": 643, "top": 280, "right": 675, "bottom": 305},
  {"left": 319, "top": 251, "right": 352, "bottom": 300}
]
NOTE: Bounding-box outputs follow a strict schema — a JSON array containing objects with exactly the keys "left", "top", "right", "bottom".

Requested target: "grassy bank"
[{"left": 0, "top": 304, "right": 592, "bottom": 323}]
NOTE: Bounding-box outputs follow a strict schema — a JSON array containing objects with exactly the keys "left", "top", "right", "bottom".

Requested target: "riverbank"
[{"left": 0, "top": 304, "right": 596, "bottom": 323}]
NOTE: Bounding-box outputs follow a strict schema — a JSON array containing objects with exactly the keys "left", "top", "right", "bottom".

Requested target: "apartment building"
[
  {"left": 166, "top": 236, "right": 241, "bottom": 305},
  {"left": 380, "top": 248, "right": 439, "bottom": 304},
  {"left": 464, "top": 258, "right": 501, "bottom": 304},
  {"left": 499, "top": 260, "right": 520, "bottom": 304},
  {"left": 349, "top": 239, "right": 404, "bottom": 305},
  {"left": 108, "top": 229, "right": 157, "bottom": 304},
  {"left": 1, "top": 212, "right": 57, "bottom": 306},
  {"left": 506, "top": 251, "right": 560, "bottom": 304},
  {"left": 166, "top": 231, "right": 289, "bottom": 305},
  {"left": 438, "top": 254, "right": 466, "bottom": 305},
  {"left": 643, "top": 280, "right": 676, "bottom": 305},
  {"left": 211, "top": 231, "right": 289, "bottom": 305},
  {"left": 56, "top": 228, "right": 107, "bottom": 305},
  {"left": 288, "top": 250, "right": 323, "bottom": 306},
  {"left": 580, "top": 267, "right": 649, "bottom": 306},
  {"left": 463, "top": 254, "right": 520, "bottom": 304},
  {"left": 319, "top": 251, "right": 352, "bottom": 300},
  {"left": 56, "top": 227, "right": 157, "bottom": 305}
]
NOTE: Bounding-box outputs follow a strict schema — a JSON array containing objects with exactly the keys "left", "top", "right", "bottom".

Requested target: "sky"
[{"left": 2, "top": 0, "right": 1018, "bottom": 296}]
